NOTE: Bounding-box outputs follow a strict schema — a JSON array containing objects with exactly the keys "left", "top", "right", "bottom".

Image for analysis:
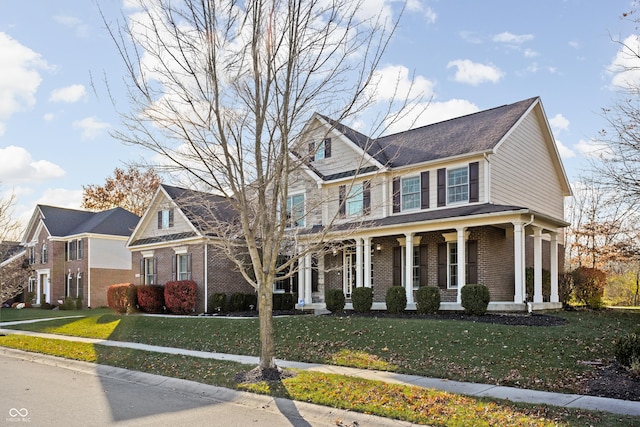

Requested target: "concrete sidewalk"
[{"left": 1, "top": 323, "right": 640, "bottom": 417}]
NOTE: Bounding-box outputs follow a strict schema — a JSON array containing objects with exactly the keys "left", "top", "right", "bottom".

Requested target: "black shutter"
[
  {"left": 363, "top": 180, "right": 371, "bottom": 215},
  {"left": 338, "top": 185, "right": 346, "bottom": 216},
  {"left": 172, "top": 255, "right": 176, "bottom": 281},
  {"left": 152, "top": 258, "right": 157, "bottom": 285},
  {"left": 187, "top": 253, "right": 192, "bottom": 280},
  {"left": 466, "top": 241, "right": 478, "bottom": 284},
  {"left": 437, "top": 243, "right": 447, "bottom": 289},
  {"left": 168, "top": 209, "right": 174, "bottom": 227},
  {"left": 469, "top": 162, "right": 479, "bottom": 203},
  {"left": 311, "top": 255, "right": 319, "bottom": 292},
  {"left": 324, "top": 138, "right": 331, "bottom": 158},
  {"left": 420, "top": 171, "right": 430, "bottom": 209},
  {"left": 419, "top": 245, "right": 428, "bottom": 287},
  {"left": 157, "top": 211, "right": 162, "bottom": 229},
  {"left": 140, "top": 258, "right": 145, "bottom": 285},
  {"left": 308, "top": 141, "right": 315, "bottom": 159},
  {"left": 437, "top": 168, "right": 446, "bottom": 207},
  {"left": 392, "top": 247, "right": 402, "bottom": 286},
  {"left": 392, "top": 177, "right": 400, "bottom": 213}
]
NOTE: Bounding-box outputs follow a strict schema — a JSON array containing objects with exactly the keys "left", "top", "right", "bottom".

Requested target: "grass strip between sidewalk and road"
[{"left": 0, "top": 333, "right": 637, "bottom": 427}]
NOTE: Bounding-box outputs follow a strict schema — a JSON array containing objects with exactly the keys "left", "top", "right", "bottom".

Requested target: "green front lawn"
[
  {"left": 0, "top": 334, "right": 636, "bottom": 427},
  {"left": 4, "top": 308, "right": 637, "bottom": 395}
]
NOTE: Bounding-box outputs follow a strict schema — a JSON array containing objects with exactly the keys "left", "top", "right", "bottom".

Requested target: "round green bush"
[
  {"left": 351, "top": 286, "right": 373, "bottom": 313},
  {"left": 229, "top": 292, "right": 246, "bottom": 312},
  {"left": 614, "top": 330, "right": 640, "bottom": 367},
  {"left": 208, "top": 293, "right": 227, "bottom": 313},
  {"left": 385, "top": 286, "right": 406, "bottom": 314},
  {"left": 460, "top": 284, "right": 490, "bottom": 315},
  {"left": 325, "top": 288, "right": 345, "bottom": 312},
  {"left": 416, "top": 286, "right": 441, "bottom": 314}
]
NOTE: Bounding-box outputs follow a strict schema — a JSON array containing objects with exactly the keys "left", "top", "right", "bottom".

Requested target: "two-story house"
[
  {"left": 21, "top": 205, "right": 140, "bottom": 308},
  {"left": 289, "top": 96, "right": 571, "bottom": 312},
  {"left": 127, "top": 184, "right": 254, "bottom": 313}
]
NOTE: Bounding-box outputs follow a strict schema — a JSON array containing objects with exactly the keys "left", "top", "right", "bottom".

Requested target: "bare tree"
[
  {"left": 82, "top": 165, "right": 162, "bottom": 216},
  {"left": 0, "top": 187, "right": 29, "bottom": 304},
  {"left": 104, "top": 0, "right": 416, "bottom": 374}
]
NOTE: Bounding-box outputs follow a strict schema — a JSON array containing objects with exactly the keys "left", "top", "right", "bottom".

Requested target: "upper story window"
[
  {"left": 41, "top": 243, "right": 48, "bottom": 264},
  {"left": 401, "top": 176, "right": 420, "bottom": 211},
  {"left": 77, "top": 240, "right": 84, "bottom": 260},
  {"left": 447, "top": 167, "right": 469, "bottom": 204},
  {"left": 339, "top": 181, "right": 370, "bottom": 217},
  {"left": 158, "top": 208, "right": 174, "bottom": 229},
  {"left": 65, "top": 239, "right": 83, "bottom": 261},
  {"left": 29, "top": 246, "right": 36, "bottom": 264},
  {"left": 309, "top": 138, "right": 331, "bottom": 161},
  {"left": 286, "top": 194, "right": 305, "bottom": 228}
]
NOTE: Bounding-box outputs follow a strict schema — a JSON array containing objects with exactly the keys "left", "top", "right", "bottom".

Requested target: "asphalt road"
[{"left": 0, "top": 350, "right": 411, "bottom": 427}]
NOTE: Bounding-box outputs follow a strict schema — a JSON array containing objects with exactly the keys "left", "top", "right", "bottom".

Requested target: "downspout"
[
  {"left": 483, "top": 153, "right": 491, "bottom": 203},
  {"left": 87, "top": 238, "right": 91, "bottom": 308}
]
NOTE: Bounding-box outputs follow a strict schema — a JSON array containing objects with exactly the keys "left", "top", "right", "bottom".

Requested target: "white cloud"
[
  {"left": 607, "top": 34, "right": 640, "bottom": 89},
  {"left": 384, "top": 98, "right": 479, "bottom": 134},
  {"left": 447, "top": 59, "right": 504, "bottom": 85},
  {"left": 49, "top": 84, "right": 86, "bottom": 103},
  {"left": 549, "top": 113, "right": 569, "bottom": 133},
  {"left": 72, "top": 117, "right": 110, "bottom": 140},
  {"left": 0, "top": 33, "right": 49, "bottom": 131},
  {"left": 43, "top": 112, "right": 55, "bottom": 121},
  {"left": 54, "top": 14, "right": 89, "bottom": 38},
  {"left": 523, "top": 48, "right": 538, "bottom": 58},
  {"left": 369, "top": 64, "right": 435, "bottom": 103},
  {"left": 492, "top": 32, "right": 534, "bottom": 44},
  {"left": 35, "top": 188, "right": 83, "bottom": 209},
  {"left": 574, "top": 138, "right": 615, "bottom": 159},
  {"left": 424, "top": 7, "right": 437, "bottom": 24},
  {"left": 459, "top": 31, "right": 483, "bottom": 44},
  {"left": 569, "top": 41, "right": 580, "bottom": 49},
  {"left": 555, "top": 139, "right": 575, "bottom": 159},
  {"left": 0, "top": 146, "right": 65, "bottom": 183}
]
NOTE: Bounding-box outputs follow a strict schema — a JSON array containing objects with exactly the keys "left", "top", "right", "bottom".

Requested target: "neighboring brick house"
[
  {"left": 20, "top": 205, "right": 140, "bottom": 308},
  {"left": 127, "top": 184, "right": 254, "bottom": 313},
  {"left": 288, "top": 96, "right": 572, "bottom": 312}
]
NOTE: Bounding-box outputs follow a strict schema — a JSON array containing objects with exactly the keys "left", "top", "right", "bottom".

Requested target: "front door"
[
  {"left": 343, "top": 250, "right": 356, "bottom": 298},
  {"left": 38, "top": 273, "right": 50, "bottom": 304}
]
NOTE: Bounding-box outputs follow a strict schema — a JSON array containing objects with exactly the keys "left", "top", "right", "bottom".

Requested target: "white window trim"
[
  {"left": 446, "top": 166, "right": 469, "bottom": 205},
  {"left": 401, "top": 175, "right": 421, "bottom": 212},
  {"left": 286, "top": 192, "right": 306, "bottom": 228},
  {"left": 346, "top": 182, "right": 364, "bottom": 217}
]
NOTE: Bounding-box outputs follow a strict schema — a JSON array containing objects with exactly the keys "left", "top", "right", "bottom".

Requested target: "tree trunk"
[{"left": 258, "top": 278, "right": 276, "bottom": 369}]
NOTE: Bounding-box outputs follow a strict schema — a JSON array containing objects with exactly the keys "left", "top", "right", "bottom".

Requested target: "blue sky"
[{"left": 0, "top": 1, "right": 637, "bottom": 230}]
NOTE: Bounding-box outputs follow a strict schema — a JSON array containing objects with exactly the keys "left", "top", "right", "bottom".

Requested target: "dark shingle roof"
[
  {"left": 161, "top": 184, "right": 238, "bottom": 232},
  {"left": 38, "top": 205, "right": 139, "bottom": 237},
  {"left": 129, "top": 231, "right": 198, "bottom": 247},
  {"left": 316, "top": 97, "right": 539, "bottom": 171}
]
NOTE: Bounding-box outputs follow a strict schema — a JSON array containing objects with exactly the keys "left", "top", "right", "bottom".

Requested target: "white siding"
[
  {"left": 490, "top": 110, "right": 565, "bottom": 220},
  {"left": 89, "top": 238, "right": 132, "bottom": 269},
  {"left": 135, "top": 194, "right": 195, "bottom": 240}
]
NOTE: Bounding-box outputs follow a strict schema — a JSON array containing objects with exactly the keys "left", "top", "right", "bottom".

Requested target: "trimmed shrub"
[
  {"left": 75, "top": 297, "right": 83, "bottom": 310},
  {"left": 281, "top": 293, "right": 294, "bottom": 310},
  {"left": 351, "top": 286, "right": 373, "bottom": 313},
  {"left": 229, "top": 292, "right": 246, "bottom": 312},
  {"left": 571, "top": 266, "right": 606, "bottom": 309},
  {"left": 59, "top": 297, "right": 76, "bottom": 311},
  {"left": 137, "top": 285, "right": 165, "bottom": 314},
  {"left": 273, "top": 293, "right": 283, "bottom": 310},
  {"left": 385, "top": 286, "right": 407, "bottom": 314},
  {"left": 325, "top": 289, "right": 345, "bottom": 313},
  {"left": 107, "top": 283, "right": 137, "bottom": 314},
  {"left": 208, "top": 293, "right": 227, "bottom": 313},
  {"left": 614, "top": 330, "right": 640, "bottom": 368},
  {"left": 164, "top": 280, "right": 198, "bottom": 314},
  {"left": 416, "top": 286, "right": 441, "bottom": 314},
  {"left": 244, "top": 293, "right": 257, "bottom": 311},
  {"left": 461, "top": 284, "right": 490, "bottom": 315}
]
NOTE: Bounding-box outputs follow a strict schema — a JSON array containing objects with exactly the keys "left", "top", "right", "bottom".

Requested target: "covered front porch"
[{"left": 295, "top": 206, "right": 566, "bottom": 312}]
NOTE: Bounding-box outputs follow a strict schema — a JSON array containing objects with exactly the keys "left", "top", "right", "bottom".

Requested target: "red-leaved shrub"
[
  {"left": 136, "top": 285, "right": 165, "bottom": 313},
  {"left": 164, "top": 280, "right": 198, "bottom": 314},
  {"left": 107, "top": 283, "right": 137, "bottom": 314}
]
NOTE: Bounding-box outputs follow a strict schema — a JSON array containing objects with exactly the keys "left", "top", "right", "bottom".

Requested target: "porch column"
[
  {"left": 363, "top": 237, "right": 372, "bottom": 288},
  {"left": 405, "top": 232, "right": 414, "bottom": 304},
  {"left": 456, "top": 227, "right": 466, "bottom": 304},
  {"left": 355, "top": 238, "right": 363, "bottom": 288},
  {"left": 297, "top": 249, "right": 306, "bottom": 305},
  {"left": 550, "top": 231, "right": 559, "bottom": 303},
  {"left": 533, "top": 226, "right": 543, "bottom": 303},
  {"left": 304, "top": 252, "right": 313, "bottom": 303},
  {"left": 513, "top": 221, "right": 524, "bottom": 303}
]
